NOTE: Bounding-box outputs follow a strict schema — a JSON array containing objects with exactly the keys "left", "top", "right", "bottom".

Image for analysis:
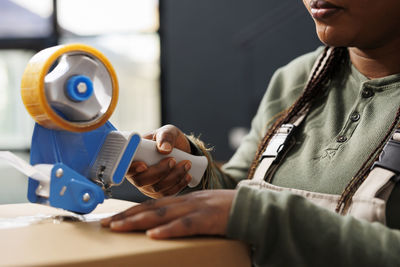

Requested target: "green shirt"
[{"left": 204, "top": 47, "right": 400, "bottom": 266}]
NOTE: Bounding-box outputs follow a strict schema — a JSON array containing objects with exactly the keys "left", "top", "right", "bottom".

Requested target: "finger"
[
  {"left": 146, "top": 213, "right": 205, "bottom": 239},
  {"left": 127, "top": 161, "right": 148, "bottom": 176},
  {"left": 142, "top": 131, "right": 156, "bottom": 140},
  {"left": 108, "top": 202, "right": 195, "bottom": 232},
  {"left": 155, "top": 126, "right": 178, "bottom": 154},
  {"left": 101, "top": 195, "right": 186, "bottom": 227},
  {"left": 164, "top": 174, "right": 191, "bottom": 196},
  {"left": 137, "top": 173, "right": 189, "bottom": 199},
  {"left": 150, "top": 161, "right": 191, "bottom": 193},
  {"left": 136, "top": 184, "right": 164, "bottom": 198},
  {"left": 130, "top": 158, "right": 176, "bottom": 187}
]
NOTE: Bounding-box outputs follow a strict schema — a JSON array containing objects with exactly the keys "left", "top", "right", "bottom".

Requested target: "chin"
[{"left": 315, "top": 25, "right": 353, "bottom": 47}]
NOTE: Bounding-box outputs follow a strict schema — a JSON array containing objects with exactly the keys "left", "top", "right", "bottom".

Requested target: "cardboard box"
[{"left": 0, "top": 199, "right": 250, "bottom": 266}]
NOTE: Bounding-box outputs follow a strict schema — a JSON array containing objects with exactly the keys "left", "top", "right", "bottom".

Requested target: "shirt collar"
[{"left": 350, "top": 61, "right": 400, "bottom": 90}]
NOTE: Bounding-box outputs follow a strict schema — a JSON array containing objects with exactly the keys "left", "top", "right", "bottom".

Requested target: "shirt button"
[
  {"left": 361, "top": 87, "right": 374, "bottom": 98},
  {"left": 350, "top": 112, "right": 360, "bottom": 122},
  {"left": 337, "top": 135, "right": 347, "bottom": 143}
]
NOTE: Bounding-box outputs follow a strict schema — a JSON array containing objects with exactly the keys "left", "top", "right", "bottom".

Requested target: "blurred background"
[{"left": 0, "top": 0, "right": 320, "bottom": 204}]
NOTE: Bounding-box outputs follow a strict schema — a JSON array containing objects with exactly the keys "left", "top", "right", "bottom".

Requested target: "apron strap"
[
  {"left": 354, "top": 128, "right": 400, "bottom": 200},
  {"left": 352, "top": 167, "right": 396, "bottom": 201},
  {"left": 253, "top": 157, "right": 275, "bottom": 181},
  {"left": 252, "top": 48, "right": 334, "bottom": 181}
]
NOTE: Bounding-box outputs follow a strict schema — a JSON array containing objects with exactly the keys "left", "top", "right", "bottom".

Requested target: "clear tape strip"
[
  {"left": 0, "top": 212, "right": 115, "bottom": 230},
  {"left": 0, "top": 151, "right": 50, "bottom": 182}
]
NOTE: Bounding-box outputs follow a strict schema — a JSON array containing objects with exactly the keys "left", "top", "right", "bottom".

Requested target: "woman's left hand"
[{"left": 101, "top": 190, "right": 237, "bottom": 239}]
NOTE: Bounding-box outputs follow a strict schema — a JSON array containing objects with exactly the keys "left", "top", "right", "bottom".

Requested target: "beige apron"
[
  {"left": 239, "top": 166, "right": 396, "bottom": 224},
  {"left": 241, "top": 47, "right": 399, "bottom": 224}
]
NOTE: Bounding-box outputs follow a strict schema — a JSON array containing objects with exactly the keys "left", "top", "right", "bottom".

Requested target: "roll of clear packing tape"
[{"left": 21, "top": 44, "right": 119, "bottom": 132}]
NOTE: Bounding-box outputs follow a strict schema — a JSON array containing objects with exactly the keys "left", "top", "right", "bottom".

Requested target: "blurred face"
[{"left": 303, "top": 0, "right": 400, "bottom": 49}]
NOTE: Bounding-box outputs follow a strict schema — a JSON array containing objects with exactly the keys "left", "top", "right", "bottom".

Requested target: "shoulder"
[
  {"left": 266, "top": 46, "right": 325, "bottom": 101},
  {"left": 252, "top": 47, "right": 325, "bottom": 133}
]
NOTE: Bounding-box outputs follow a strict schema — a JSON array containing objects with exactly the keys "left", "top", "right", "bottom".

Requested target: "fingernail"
[
  {"left": 135, "top": 165, "right": 147, "bottom": 173},
  {"left": 184, "top": 162, "right": 191, "bottom": 172},
  {"left": 100, "top": 217, "right": 111, "bottom": 226},
  {"left": 110, "top": 220, "right": 124, "bottom": 229},
  {"left": 146, "top": 228, "right": 160, "bottom": 237},
  {"left": 169, "top": 159, "right": 176, "bottom": 168},
  {"left": 160, "top": 142, "right": 172, "bottom": 152}
]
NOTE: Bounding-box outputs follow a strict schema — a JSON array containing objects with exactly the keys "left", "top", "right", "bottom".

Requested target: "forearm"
[{"left": 227, "top": 185, "right": 400, "bottom": 266}]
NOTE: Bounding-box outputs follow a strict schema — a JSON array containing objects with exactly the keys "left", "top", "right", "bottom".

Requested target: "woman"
[{"left": 102, "top": 0, "right": 400, "bottom": 265}]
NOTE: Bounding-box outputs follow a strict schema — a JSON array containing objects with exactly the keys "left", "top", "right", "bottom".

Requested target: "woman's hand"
[
  {"left": 101, "top": 190, "right": 237, "bottom": 239},
  {"left": 127, "top": 124, "right": 193, "bottom": 198}
]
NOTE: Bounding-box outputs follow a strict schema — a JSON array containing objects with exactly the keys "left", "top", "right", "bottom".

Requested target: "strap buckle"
[
  {"left": 372, "top": 129, "right": 400, "bottom": 182},
  {"left": 260, "top": 124, "right": 296, "bottom": 163}
]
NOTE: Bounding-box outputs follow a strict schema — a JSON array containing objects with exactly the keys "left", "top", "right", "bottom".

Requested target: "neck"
[{"left": 348, "top": 38, "right": 400, "bottom": 79}]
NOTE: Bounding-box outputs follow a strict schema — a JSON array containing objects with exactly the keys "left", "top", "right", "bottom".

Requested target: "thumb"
[
  {"left": 158, "top": 140, "right": 173, "bottom": 154},
  {"left": 155, "top": 127, "right": 177, "bottom": 154}
]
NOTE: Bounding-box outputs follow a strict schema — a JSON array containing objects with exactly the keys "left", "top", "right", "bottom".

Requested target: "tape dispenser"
[{"left": 11, "top": 44, "right": 208, "bottom": 214}]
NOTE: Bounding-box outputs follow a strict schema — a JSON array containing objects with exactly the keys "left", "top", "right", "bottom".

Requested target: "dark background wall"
[{"left": 160, "top": 0, "right": 321, "bottom": 161}]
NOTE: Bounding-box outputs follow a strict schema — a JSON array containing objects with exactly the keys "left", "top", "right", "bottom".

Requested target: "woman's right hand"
[{"left": 126, "top": 125, "right": 193, "bottom": 199}]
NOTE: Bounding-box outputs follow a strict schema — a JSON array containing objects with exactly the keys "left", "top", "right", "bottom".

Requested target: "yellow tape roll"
[{"left": 21, "top": 44, "right": 119, "bottom": 132}]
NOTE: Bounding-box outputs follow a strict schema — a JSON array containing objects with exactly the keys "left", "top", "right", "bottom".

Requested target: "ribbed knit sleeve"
[{"left": 227, "top": 185, "right": 400, "bottom": 266}]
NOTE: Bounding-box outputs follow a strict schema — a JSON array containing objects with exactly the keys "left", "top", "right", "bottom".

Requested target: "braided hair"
[
  {"left": 247, "top": 46, "right": 347, "bottom": 179},
  {"left": 336, "top": 109, "right": 400, "bottom": 213},
  {"left": 246, "top": 46, "right": 400, "bottom": 215}
]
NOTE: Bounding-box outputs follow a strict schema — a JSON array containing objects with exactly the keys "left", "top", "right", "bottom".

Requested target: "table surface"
[{"left": 0, "top": 199, "right": 250, "bottom": 267}]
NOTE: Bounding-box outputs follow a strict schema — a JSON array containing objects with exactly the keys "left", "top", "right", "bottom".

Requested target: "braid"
[
  {"left": 245, "top": 46, "right": 400, "bottom": 215},
  {"left": 336, "top": 108, "right": 400, "bottom": 214},
  {"left": 247, "top": 46, "right": 347, "bottom": 179}
]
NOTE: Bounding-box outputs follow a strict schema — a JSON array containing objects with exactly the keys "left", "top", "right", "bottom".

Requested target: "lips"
[
  {"left": 309, "top": 0, "right": 343, "bottom": 20},
  {"left": 310, "top": 0, "right": 340, "bottom": 9}
]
